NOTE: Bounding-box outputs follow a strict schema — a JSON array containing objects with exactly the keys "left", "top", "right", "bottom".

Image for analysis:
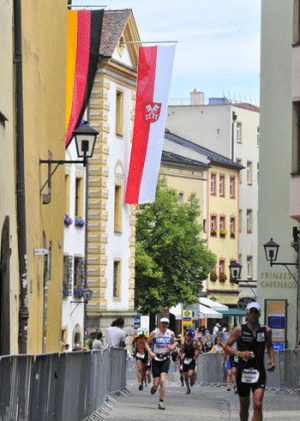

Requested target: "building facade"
[
  {"left": 167, "top": 96, "right": 259, "bottom": 297},
  {"left": 258, "top": 0, "right": 297, "bottom": 349},
  {"left": 86, "top": 9, "right": 139, "bottom": 340}
]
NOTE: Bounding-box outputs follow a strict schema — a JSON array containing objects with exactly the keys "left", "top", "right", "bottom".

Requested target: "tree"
[{"left": 135, "top": 176, "right": 216, "bottom": 314}]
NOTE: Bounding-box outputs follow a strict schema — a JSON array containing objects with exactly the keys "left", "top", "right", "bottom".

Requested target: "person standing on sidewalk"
[
  {"left": 178, "top": 328, "right": 201, "bottom": 394},
  {"left": 147, "top": 317, "right": 176, "bottom": 410},
  {"left": 223, "top": 302, "right": 275, "bottom": 421}
]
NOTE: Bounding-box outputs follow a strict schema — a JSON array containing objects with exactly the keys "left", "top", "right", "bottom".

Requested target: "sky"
[{"left": 71, "top": 0, "right": 261, "bottom": 105}]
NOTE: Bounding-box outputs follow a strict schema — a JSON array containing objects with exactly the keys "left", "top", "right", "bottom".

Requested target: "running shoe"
[
  {"left": 158, "top": 401, "right": 165, "bottom": 410},
  {"left": 186, "top": 388, "right": 191, "bottom": 394},
  {"left": 234, "top": 386, "right": 238, "bottom": 394},
  {"left": 190, "top": 378, "right": 195, "bottom": 387},
  {"left": 139, "top": 384, "right": 143, "bottom": 390},
  {"left": 151, "top": 386, "right": 157, "bottom": 395}
]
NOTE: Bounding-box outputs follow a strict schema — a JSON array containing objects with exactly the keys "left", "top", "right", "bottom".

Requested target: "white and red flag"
[{"left": 125, "top": 45, "right": 175, "bottom": 204}]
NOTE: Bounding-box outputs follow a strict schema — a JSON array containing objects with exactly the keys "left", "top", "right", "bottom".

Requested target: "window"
[
  {"left": 114, "top": 185, "right": 122, "bottom": 233},
  {"left": 116, "top": 90, "right": 124, "bottom": 136},
  {"left": 63, "top": 255, "right": 73, "bottom": 291},
  {"left": 257, "top": 126, "right": 260, "bottom": 146},
  {"left": 210, "top": 215, "right": 217, "bottom": 236},
  {"left": 74, "top": 256, "right": 84, "bottom": 288},
  {"left": 230, "top": 176, "right": 236, "bottom": 198},
  {"left": 236, "top": 122, "right": 242, "bottom": 142},
  {"left": 239, "top": 209, "right": 242, "bottom": 233},
  {"left": 247, "top": 161, "right": 253, "bottom": 185},
  {"left": 220, "top": 216, "right": 226, "bottom": 237},
  {"left": 210, "top": 173, "right": 217, "bottom": 195},
  {"left": 65, "top": 174, "right": 70, "bottom": 214},
  {"left": 236, "top": 159, "right": 242, "bottom": 183},
  {"left": 203, "top": 219, "right": 206, "bottom": 233},
  {"left": 113, "top": 260, "right": 121, "bottom": 298},
  {"left": 247, "top": 256, "right": 253, "bottom": 279},
  {"left": 292, "top": 101, "right": 300, "bottom": 172},
  {"left": 230, "top": 217, "right": 236, "bottom": 238},
  {"left": 219, "top": 259, "right": 225, "bottom": 273},
  {"left": 75, "top": 177, "right": 83, "bottom": 217},
  {"left": 179, "top": 192, "right": 184, "bottom": 206},
  {"left": 247, "top": 209, "right": 253, "bottom": 233},
  {"left": 219, "top": 175, "right": 225, "bottom": 197}
]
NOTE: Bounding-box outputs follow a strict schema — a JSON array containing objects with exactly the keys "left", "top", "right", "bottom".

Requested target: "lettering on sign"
[{"left": 260, "top": 273, "right": 297, "bottom": 289}]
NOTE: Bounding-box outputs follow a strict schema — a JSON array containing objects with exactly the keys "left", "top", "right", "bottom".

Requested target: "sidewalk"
[{"left": 105, "top": 382, "right": 300, "bottom": 421}]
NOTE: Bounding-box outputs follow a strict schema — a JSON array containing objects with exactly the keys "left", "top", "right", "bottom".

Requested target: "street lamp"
[
  {"left": 229, "top": 260, "right": 256, "bottom": 297},
  {"left": 263, "top": 238, "right": 297, "bottom": 282}
]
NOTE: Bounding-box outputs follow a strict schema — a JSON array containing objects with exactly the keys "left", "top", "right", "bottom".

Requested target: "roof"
[
  {"left": 161, "top": 150, "right": 209, "bottom": 169},
  {"left": 165, "top": 131, "right": 244, "bottom": 170},
  {"left": 234, "top": 103, "right": 260, "bottom": 113},
  {"left": 100, "top": 9, "right": 132, "bottom": 57}
]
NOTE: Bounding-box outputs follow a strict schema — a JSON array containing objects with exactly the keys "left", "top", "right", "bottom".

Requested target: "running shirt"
[
  {"left": 183, "top": 341, "right": 196, "bottom": 359},
  {"left": 152, "top": 328, "right": 173, "bottom": 357},
  {"left": 237, "top": 324, "right": 266, "bottom": 371}
]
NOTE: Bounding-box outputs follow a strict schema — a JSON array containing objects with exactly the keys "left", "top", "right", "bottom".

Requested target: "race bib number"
[
  {"left": 136, "top": 352, "right": 145, "bottom": 359},
  {"left": 241, "top": 369, "right": 260, "bottom": 384},
  {"left": 184, "top": 358, "right": 193, "bottom": 365},
  {"left": 257, "top": 332, "right": 265, "bottom": 342}
]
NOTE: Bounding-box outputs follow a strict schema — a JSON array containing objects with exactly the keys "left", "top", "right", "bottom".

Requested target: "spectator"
[
  {"left": 106, "top": 317, "right": 126, "bottom": 348},
  {"left": 86, "top": 330, "right": 97, "bottom": 350},
  {"left": 202, "top": 336, "right": 213, "bottom": 353},
  {"left": 92, "top": 332, "right": 103, "bottom": 350},
  {"left": 213, "top": 322, "right": 221, "bottom": 336},
  {"left": 210, "top": 336, "right": 224, "bottom": 354}
]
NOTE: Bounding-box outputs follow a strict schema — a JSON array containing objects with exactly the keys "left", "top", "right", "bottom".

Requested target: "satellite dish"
[{"left": 237, "top": 296, "right": 256, "bottom": 311}]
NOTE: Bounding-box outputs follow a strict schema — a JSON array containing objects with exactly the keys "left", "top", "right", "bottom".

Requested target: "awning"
[
  {"left": 199, "top": 305, "right": 222, "bottom": 319},
  {"left": 219, "top": 309, "right": 246, "bottom": 316},
  {"left": 199, "top": 297, "right": 228, "bottom": 311}
]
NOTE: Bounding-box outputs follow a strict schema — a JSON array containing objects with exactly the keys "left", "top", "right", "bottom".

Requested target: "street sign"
[
  {"left": 237, "top": 296, "right": 256, "bottom": 310},
  {"left": 133, "top": 315, "right": 141, "bottom": 329}
]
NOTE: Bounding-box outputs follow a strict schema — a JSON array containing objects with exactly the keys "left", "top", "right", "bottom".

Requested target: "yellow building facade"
[
  {"left": 207, "top": 164, "right": 240, "bottom": 306},
  {"left": 22, "top": 0, "right": 68, "bottom": 353}
]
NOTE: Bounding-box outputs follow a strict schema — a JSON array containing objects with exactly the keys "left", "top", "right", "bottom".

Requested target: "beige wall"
[
  {"left": 22, "top": 0, "right": 68, "bottom": 353},
  {"left": 0, "top": 0, "right": 20, "bottom": 354}
]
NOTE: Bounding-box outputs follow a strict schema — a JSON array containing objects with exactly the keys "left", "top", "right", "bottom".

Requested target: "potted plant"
[
  {"left": 210, "top": 271, "right": 218, "bottom": 282},
  {"left": 219, "top": 272, "right": 227, "bottom": 282},
  {"left": 74, "top": 217, "right": 86, "bottom": 228},
  {"left": 73, "top": 287, "right": 84, "bottom": 298},
  {"left": 230, "top": 231, "right": 235, "bottom": 238},
  {"left": 64, "top": 214, "right": 73, "bottom": 227},
  {"left": 210, "top": 228, "right": 217, "bottom": 236},
  {"left": 220, "top": 228, "right": 227, "bottom": 237}
]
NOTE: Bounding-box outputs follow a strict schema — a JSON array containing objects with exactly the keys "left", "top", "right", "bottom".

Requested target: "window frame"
[
  {"left": 210, "top": 172, "right": 217, "bottom": 196},
  {"left": 230, "top": 176, "right": 236, "bottom": 198},
  {"left": 219, "top": 174, "right": 225, "bottom": 197}
]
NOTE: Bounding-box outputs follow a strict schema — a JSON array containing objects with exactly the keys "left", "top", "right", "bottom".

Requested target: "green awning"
[{"left": 219, "top": 309, "right": 246, "bottom": 316}]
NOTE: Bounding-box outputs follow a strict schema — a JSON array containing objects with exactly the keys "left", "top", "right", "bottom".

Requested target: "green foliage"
[{"left": 135, "top": 176, "right": 216, "bottom": 314}]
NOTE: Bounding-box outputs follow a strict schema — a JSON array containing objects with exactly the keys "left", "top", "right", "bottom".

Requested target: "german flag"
[{"left": 65, "top": 9, "right": 104, "bottom": 147}]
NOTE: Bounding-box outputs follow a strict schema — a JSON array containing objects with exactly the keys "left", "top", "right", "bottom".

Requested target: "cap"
[
  {"left": 136, "top": 327, "right": 143, "bottom": 335},
  {"left": 246, "top": 302, "right": 261, "bottom": 312},
  {"left": 160, "top": 317, "right": 170, "bottom": 324}
]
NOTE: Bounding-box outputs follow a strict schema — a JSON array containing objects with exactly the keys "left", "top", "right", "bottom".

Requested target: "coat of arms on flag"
[
  {"left": 125, "top": 45, "right": 175, "bottom": 205},
  {"left": 145, "top": 102, "right": 162, "bottom": 123}
]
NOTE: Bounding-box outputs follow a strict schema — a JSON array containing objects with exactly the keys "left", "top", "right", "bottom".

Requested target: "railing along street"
[{"left": 0, "top": 347, "right": 126, "bottom": 421}]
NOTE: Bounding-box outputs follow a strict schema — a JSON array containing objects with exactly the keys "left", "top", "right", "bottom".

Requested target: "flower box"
[
  {"left": 74, "top": 217, "right": 86, "bottom": 228},
  {"left": 230, "top": 231, "right": 235, "bottom": 238},
  {"left": 220, "top": 229, "right": 227, "bottom": 237},
  {"left": 73, "top": 288, "right": 84, "bottom": 298},
  {"left": 219, "top": 272, "right": 227, "bottom": 282},
  {"left": 64, "top": 214, "right": 72, "bottom": 227},
  {"left": 210, "top": 271, "right": 218, "bottom": 282},
  {"left": 210, "top": 229, "right": 217, "bottom": 236}
]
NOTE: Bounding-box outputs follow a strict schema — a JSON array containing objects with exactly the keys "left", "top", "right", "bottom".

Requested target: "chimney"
[{"left": 190, "top": 89, "right": 204, "bottom": 105}]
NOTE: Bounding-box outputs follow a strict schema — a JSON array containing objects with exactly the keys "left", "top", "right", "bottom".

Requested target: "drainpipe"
[
  {"left": 14, "top": 0, "right": 29, "bottom": 354},
  {"left": 231, "top": 111, "right": 237, "bottom": 161}
]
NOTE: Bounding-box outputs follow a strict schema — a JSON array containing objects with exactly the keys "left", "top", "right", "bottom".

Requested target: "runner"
[
  {"left": 178, "top": 328, "right": 201, "bottom": 394},
  {"left": 132, "top": 328, "right": 149, "bottom": 390},
  {"left": 223, "top": 302, "right": 275, "bottom": 421},
  {"left": 147, "top": 317, "right": 176, "bottom": 410}
]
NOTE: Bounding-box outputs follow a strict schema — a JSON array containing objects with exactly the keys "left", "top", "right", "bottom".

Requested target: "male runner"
[
  {"left": 178, "top": 328, "right": 201, "bottom": 394},
  {"left": 223, "top": 302, "right": 275, "bottom": 421},
  {"left": 147, "top": 317, "right": 176, "bottom": 410}
]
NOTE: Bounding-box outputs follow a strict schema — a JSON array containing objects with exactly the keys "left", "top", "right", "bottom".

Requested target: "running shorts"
[
  {"left": 152, "top": 357, "right": 170, "bottom": 378},
  {"left": 182, "top": 360, "right": 196, "bottom": 372},
  {"left": 236, "top": 369, "right": 266, "bottom": 397}
]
